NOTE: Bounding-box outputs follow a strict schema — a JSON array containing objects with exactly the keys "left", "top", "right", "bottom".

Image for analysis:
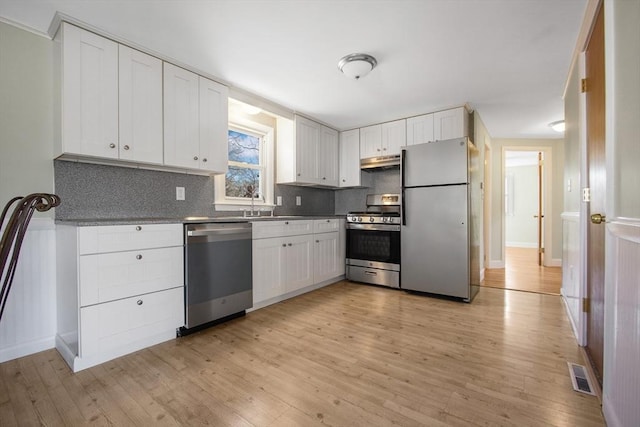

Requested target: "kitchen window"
[{"left": 214, "top": 114, "right": 274, "bottom": 211}]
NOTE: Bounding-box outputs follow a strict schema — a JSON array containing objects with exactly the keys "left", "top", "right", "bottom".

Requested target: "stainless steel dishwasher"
[{"left": 180, "top": 222, "right": 252, "bottom": 335}]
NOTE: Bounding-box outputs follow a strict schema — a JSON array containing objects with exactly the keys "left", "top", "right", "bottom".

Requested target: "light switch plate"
[
  {"left": 176, "top": 187, "right": 185, "bottom": 201},
  {"left": 296, "top": 196, "right": 301, "bottom": 206},
  {"left": 276, "top": 196, "right": 282, "bottom": 206}
]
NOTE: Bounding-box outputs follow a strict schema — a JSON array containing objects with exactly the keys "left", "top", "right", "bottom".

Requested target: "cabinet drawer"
[
  {"left": 79, "top": 287, "right": 184, "bottom": 358},
  {"left": 313, "top": 218, "right": 340, "bottom": 233},
  {"left": 79, "top": 223, "right": 183, "bottom": 254},
  {"left": 79, "top": 246, "right": 184, "bottom": 306},
  {"left": 252, "top": 220, "right": 313, "bottom": 239}
]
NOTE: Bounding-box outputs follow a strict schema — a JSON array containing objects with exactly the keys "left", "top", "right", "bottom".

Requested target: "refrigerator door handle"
[{"left": 401, "top": 149, "right": 407, "bottom": 226}]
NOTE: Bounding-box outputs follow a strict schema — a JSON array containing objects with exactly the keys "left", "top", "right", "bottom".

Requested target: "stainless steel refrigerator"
[{"left": 400, "top": 137, "right": 481, "bottom": 301}]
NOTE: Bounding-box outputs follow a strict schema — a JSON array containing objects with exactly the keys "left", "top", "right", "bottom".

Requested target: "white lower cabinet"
[
  {"left": 80, "top": 287, "right": 183, "bottom": 360},
  {"left": 56, "top": 223, "right": 184, "bottom": 372},
  {"left": 252, "top": 219, "right": 345, "bottom": 308}
]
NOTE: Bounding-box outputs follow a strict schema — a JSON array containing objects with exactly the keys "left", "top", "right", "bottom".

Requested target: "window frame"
[{"left": 214, "top": 116, "right": 274, "bottom": 211}]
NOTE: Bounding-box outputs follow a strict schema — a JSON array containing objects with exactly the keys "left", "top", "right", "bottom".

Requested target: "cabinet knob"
[
  {"left": 316, "top": 240, "right": 319, "bottom": 243},
  {"left": 123, "top": 145, "right": 130, "bottom": 150},
  {"left": 282, "top": 244, "right": 287, "bottom": 247},
  {"left": 285, "top": 221, "right": 289, "bottom": 225},
  {"left": 297, "top": 173, "right": 301, "bottom": 177},
  {"left": 383, "top": 147, "right": 387, "bottom": 151},
  {"left": 109, "top": 143, "right": 116, "bottom": 149},
  {"left": 322, "top": 177, "right": 326, "bottom": 180},
  {"left": 202, "top": 158, "right": 207, "bottom": 162},
  {"left": 193, "top": 156, "right": 199, "bottom": 161},
  {"left": 137, "top": 300, "right": 143, "bottom": 306},
  {"left": 288, "top": 243, "right": 292, "bottom": 246},
  {"left": 135, "top": 226, "right": 142, "bottom": 231},
  {"left": 342, "top": 179, "right": 346, "bottom": 182},
  {"left": 136, "top": 254, "right": 143, "bottom": 260}
]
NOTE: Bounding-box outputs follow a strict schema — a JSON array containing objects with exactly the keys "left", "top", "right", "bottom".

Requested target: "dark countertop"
[{"left": 55, "top": 215, "right": 344, "bottom": 226}]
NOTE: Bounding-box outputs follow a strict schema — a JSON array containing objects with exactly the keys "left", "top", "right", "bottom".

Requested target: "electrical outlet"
[
  {"left": 276, "top": 196, "right": 282, "bottom": 206},
  {"left": 296, "top": 196, "right": 301, "bottom": 206},
  {"left": 176, "top": 187, "right": 185, "bottom": 201}
]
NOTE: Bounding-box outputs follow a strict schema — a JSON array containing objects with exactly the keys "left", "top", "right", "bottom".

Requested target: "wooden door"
[{"left": 585, "top": 4, "right": 606, "bottom": 385}]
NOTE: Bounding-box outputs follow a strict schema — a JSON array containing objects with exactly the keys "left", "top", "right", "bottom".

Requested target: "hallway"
[{"left": 483, "top": 247, "right": 562, "bottom": 295}]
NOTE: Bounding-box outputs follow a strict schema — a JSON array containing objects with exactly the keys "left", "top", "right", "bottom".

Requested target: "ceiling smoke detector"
[{"left": 338, "top": 53, "right": 377, "bottom": 79}]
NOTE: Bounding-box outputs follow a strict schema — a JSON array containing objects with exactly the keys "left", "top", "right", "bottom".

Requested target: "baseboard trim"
[
  {"left": 249, "top": 276, "right": 344, "bottom": 312},
  {"left": 488, "top": 260, "right": 505, "bottom": 269},
  {"left": 0, "top": 336, "right": 55, "bottom": 363},
  {"left": 547, "top": 258, "right": 562, "bottom": 267}
]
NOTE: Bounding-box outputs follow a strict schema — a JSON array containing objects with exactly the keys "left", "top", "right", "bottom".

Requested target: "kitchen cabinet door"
[
  {"left": 199, "top": 76, "right": 229, "bottom": 173},
  {"left": 284, "top": 234, "right": 314, "bottom": 293},
  {"left": 314, "top": 231, "right": 340, "bottom": 283},
  {"left": 319, "top": 126, "right": 339, "bottom": 186},
  {"left": 433, "top": 107, "right": 468, "bottom": 141},
  {"left": 163, "top": 63, "right": 200, "bottom": 169},
  {"left": 339, "top": 129, "right": 360, "bottom": 187},
  {"left": 60, "top": 23, "right": 118, "bottom": 159},
  {"left": 360, "top": 124, "right": 382, "bottom": 159},
  {"left": 118, "top": 45, "right": 163, "bottom": 164},
  {"left": 406, "top": 114, "right": 434, "bottom": 146},
  {"left": 381, "top": 119, "right": 406, "bottom": 155},
  {"left": 252, "top": 237, "right": 287, "bottom": 304},
  {"left": 295, "top": 115, "right": 321, "bottom": 183}
]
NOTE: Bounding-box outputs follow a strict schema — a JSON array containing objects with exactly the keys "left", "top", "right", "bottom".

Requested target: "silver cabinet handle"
[
  {"left": 109, "top": 143, "right": 116, "bottom": 149},
  {"left": 136, "top": 254, "right": 142, "bottom": 260},
  {"left": 123, "top": 145, "right": 130, "bottom": 150},
  {"left": 193, "top": 156, "right": 198, "bottom": 161},
  {"left": 135, "top": 226, "right": 142, "bottom": 231},
  {"left": 288, "top": 243, "right": 292, "bottom": 246},
  {"left": 322, "top": 177, "right": 326, "bottom": 180},
  {"left": 326, "top": 219, "right": 330, "bottom": 223},
  {"left": 202, "top": 158, "right": 207, "bottom": 162},
  {"left": 285, "top": 221, "right": 289, "bottom": 225},
  {"left": 342, "top": 179, "right": 346, "bottom": 182},
  {"left": 282, "top": 243, "right": 286, "bottom": 247},
  {"left": 316, "top": 240, "right": 319, "bottom": 243},
  {"left": 137, "top": 300, "right": 143, "bottom": 305}
]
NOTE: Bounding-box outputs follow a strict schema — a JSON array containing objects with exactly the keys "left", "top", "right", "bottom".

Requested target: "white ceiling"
[{"left": 0, "top": 0, "right": 587, "bottom": 138}]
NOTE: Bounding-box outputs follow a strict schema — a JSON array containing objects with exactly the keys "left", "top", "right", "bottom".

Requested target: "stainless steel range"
[{"left": 346, "top": 194, "right": 401, "bottom": 288}]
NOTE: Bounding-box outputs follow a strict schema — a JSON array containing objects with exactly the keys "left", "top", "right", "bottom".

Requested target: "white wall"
[
  {"left": 0, "top": 20, "right": 57, "bottom": 361},
  {"left": 602, "top": 1, "right": 640, "bottom": 426}
]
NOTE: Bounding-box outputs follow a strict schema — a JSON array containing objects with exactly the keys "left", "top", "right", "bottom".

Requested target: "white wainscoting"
[
  {"left": 0, "top": 218, "right": 57, "bottom": 362},
  {"left": 603, "top": 219, "right": 640, "bottom": 427},
  {"left": 561, "top": 212, "right": 582, "bottom": 344}
]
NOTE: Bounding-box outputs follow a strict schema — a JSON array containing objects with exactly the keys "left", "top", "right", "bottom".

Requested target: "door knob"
[{"left": 590, "top": 213, "right": 606, "bottom": 224}]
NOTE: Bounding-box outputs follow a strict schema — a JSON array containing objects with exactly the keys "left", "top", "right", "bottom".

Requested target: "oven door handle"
[{"left": 401, "top": 148, "right": 407, "bottom": 226}]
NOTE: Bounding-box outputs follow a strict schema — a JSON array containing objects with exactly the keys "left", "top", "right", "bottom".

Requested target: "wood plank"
[{"left": 0, "top": 282, "right": 604, "bottom": 426}]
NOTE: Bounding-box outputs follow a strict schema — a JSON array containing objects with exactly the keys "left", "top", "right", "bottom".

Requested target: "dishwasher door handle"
[{"left": 187, "top": 227, "right": 250, "bottom": 237}]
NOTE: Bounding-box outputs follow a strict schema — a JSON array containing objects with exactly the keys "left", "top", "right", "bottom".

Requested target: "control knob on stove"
[
  {"left": 357, "top": 217, "right": 362, "bottom": 222},
  {"left": 369, "top": 216, "right": 375, "bottom": 223}
]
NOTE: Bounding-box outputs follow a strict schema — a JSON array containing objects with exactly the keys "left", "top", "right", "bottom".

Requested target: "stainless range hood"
[{"left": 360, "top": 154, "right": 401, "bottom": 170}]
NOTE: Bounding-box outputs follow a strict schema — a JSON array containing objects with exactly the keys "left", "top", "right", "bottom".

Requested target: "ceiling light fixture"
[
  {"left": 338, "top": 53, "right": 377, "bottom": 79},
  {"left": 549, "top": 120, "right": 565, "bottom": 132}
]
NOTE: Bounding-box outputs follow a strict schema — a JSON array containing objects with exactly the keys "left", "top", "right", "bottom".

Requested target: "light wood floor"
[
  {"left": 483, "top": 247, "right": 562, "bottom": 295},
  {"left": 0, "top": 282, "right": 603, "bottom": 426}
]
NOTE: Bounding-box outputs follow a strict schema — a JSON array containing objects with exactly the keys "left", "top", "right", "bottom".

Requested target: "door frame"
[{"left": 501, "top": 146, "right": 555, "bottom": 267}]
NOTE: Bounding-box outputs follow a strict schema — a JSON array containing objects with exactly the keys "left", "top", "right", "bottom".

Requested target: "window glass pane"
[
  {"left": 228, "top": 130, "right": 260, "bottom": 165},
  {"left": 225, "top": 166, "right": 261, "bottom": 198}
]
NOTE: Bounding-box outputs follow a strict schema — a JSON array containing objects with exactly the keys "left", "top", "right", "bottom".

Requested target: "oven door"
[{"left": 346, "top": 223, "right": 400, "bottom": 268}]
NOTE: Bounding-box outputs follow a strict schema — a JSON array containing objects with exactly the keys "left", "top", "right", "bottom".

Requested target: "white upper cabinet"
[
  {"left": 319, "top": 126, "right": 339, "bottom": 186},
  {"left": 339, "top": 129, "right": 360, "bottom": 187},
  {"left": 360, "top": 120, "right": 406, "bottom": 158},
  {"left": 295, "top": 115, "right": 321, "bottom": 183},
  {"left": 433, "top": 107, "right": 469, "bottom": 141},
  {"left": 278, "top": 115, "right": 338, "bottom": 187},
  {"left": 118, "top": 45, "right": 163, "bottom": 164},
  {"left": 406, "top": 113, "right": 434, "bottom": 146},
  {"left": 381, "top": 119, "right": 406, "bottom": 155},
  {"left": 359, "top": 124, "right": 382, "bottom": 159},
  {"left": 164, "top": 64, "right": 228, "bottom": 173},
  {"left": 199, "top": 76, "right": 229, "bottom": 174},
  {"left": 58, "top": 23, "right": 119, "bottom": 159},
  {"left": 163, "top": 63, "right": 200, "bottom": 170}
]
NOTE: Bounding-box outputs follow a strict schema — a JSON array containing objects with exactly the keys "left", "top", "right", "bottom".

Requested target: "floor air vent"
[{"left": 567, "top": 362, "right": 596, "bottom": 395}]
